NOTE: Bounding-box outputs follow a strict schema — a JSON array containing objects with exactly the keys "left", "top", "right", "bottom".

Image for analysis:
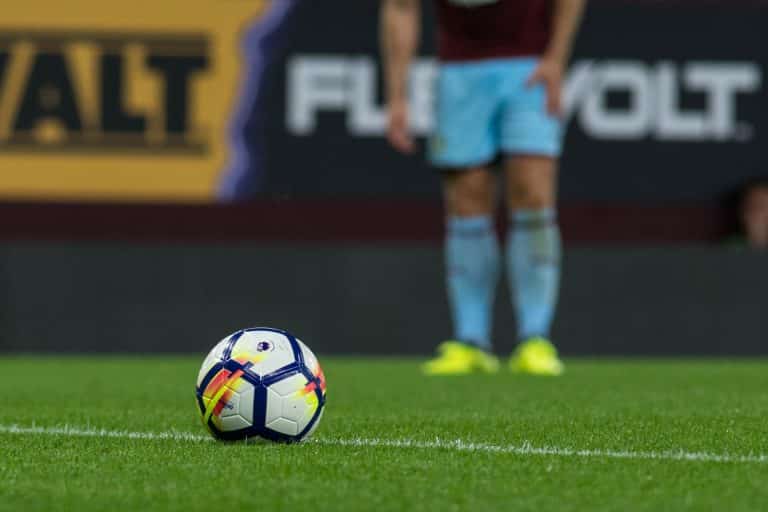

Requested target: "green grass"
[{"left": 1, "top": 357, "right": 768, "bottom": 511}]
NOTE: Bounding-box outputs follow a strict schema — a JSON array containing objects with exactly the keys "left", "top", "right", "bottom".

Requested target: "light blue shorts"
[{"left": 429, "top": 58, "right": 563, "bottom": 168}]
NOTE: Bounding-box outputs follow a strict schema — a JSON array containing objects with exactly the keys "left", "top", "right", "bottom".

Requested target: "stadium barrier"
[{"left": 0, "top": 241, "right": 764, "bottom": 355}]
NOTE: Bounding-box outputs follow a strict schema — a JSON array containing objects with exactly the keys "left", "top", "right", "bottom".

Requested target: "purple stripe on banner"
[{"left": 218, "top": 0, "right": 300, "bottom": 201}]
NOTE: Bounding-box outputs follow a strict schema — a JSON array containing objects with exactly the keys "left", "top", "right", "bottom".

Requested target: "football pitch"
[{"left": 1, "top": 357, "right": 767, "bottom": 511}]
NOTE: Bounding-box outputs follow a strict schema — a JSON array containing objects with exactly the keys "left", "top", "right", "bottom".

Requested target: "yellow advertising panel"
[{"left": 0, "top": 0, "right": 269, "bottom": 201}]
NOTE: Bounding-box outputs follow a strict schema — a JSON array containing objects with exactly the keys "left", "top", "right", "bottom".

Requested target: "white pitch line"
[
  {"left": 315, "top": 437, "right": 768, "bottom": 464},
  {"left": 0, "top": 424, "right": 210, "bottom": 443},
  {"left": 1, "top": 424, "right": 766, "bottom": 465}
]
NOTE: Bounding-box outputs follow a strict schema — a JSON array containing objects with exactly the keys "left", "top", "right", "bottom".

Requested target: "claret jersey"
[{"left": 434, "top": 0, "right": 552, "bottom": 61}]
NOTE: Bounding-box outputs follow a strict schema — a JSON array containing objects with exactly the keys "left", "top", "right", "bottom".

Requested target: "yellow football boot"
[
  {"left": 422, "top": 341, "right": 500, "bottom": 376},
  {"left": 509, "top": 337, "right": 564, "bottom": 376}
]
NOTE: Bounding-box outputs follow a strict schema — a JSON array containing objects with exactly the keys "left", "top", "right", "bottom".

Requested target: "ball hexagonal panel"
[
  {"left": 269, "top": 373, "right": 308, "bottom": 397},
  {"left": 264, "top": 373, "right": 319, "bottom": 437},
  {"left": 207, "top": 375, "right": 255, "bottom": 433},
  {"left": 283, "top": 388, "right": 318, "bottom": 434},
  {"left": 298, "top": 338, "right": 326, "bottom": 397},
  {"left": 230, "top": 331, "right": 297, "bottom": 377},
  {"left": 233, "top": 382, "right": 254, "bottom": 425},
  {"left": 264, "top": 387, "right": 283, "bottom": 425},
  {"left": 297, "top": 339, "right": 320, "bottom": 375}
]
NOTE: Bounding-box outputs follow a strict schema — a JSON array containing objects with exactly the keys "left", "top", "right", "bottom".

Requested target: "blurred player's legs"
[
  {"left": 423, "top": 168, "right": 501, "bottom": 375},
  {"left": 505, "top": 157, "right": 564, "bottom": 376},
  {"left": 421, "top": 62, "right": 503, "bottom": 375},
  {"left": 424, "top": 58, "right": 564, "bottom": 375},
  {"left": 443, "top": 168, "right": 499, "bottom": 350},
  {"left": 499, "top": 60, "right": 564, "bottom": 375}
]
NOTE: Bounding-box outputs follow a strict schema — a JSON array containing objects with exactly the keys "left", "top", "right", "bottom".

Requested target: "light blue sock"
[
  {"left": 507, "top": 208, "right": 561, "bottom": 341},
  {"left": 445, "top": 215, "right": 500, "bottom": 350}
]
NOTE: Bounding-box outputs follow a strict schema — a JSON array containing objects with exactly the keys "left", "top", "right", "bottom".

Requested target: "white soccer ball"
[{"left": 195, "top": 327, "right": 326, "bottom": 442}]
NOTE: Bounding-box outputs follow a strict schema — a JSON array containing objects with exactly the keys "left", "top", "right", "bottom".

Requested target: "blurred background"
[{"left": 0, "top": 0, "right": 765, "bottom": 356}]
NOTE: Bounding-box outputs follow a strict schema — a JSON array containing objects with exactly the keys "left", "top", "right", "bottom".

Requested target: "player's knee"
[
  {"left": 507, "top": 187, "right": 553, "bottom": 210},
  {"left": 447, "top": 189, "right": 492, "bottom": 216},
  {"left": 451, "top": 197, "right": 491, "bottom": 216},
  {"left": 506, "top": 173, "right": 556, "bottom": 209},
  {"left": 444, "top": 171, "right": 494, "bottom": 216},
  {"left": 505, "top": 157, "right": 557, "bottom": 210}
]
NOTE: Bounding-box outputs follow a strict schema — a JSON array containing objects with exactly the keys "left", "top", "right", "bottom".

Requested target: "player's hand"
[
  {"left": 386, "top": 99, "right": 416, "bottom": 154},
  {"left": 526, "top": 57, "right": 564, "bottom": 118}
]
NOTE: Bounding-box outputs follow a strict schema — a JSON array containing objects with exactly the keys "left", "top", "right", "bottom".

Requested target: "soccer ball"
[{"left": 195, "top": 327, "right": 327, "bottom": 443}]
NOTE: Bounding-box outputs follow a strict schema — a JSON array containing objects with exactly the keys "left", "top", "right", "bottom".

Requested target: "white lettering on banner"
[
  {"left": 685, "top": 63, "right": 760, "bottom": 140},
  {"left": 287, "top": 57, "right": 434, "bottom": 136},
  {"left": 288, "top": 57, "right": 347, "bottom": 134},
  {"left": 656, "top": 62, "right": 707, "bottom": 140},
  {"left": 286, "top": 56, "right": 762, "bottom": 142},
  {"left": 572, "top": 61, "right": 654, "bottom": 139},
  {"left": 347, "top": 57, "right": 385, "bottom": 136},
  {"left": 570, "top": 60, "right": 761, "bottom": 141}
]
